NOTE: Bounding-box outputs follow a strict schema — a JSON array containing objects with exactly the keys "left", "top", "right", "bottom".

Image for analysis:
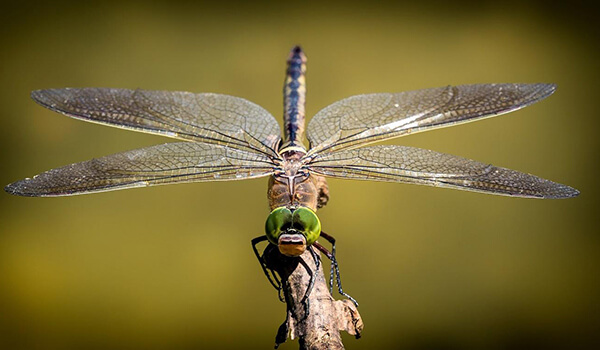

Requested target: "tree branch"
[{"left": 263, "top": 245, "right": 363, "bottom": 349}]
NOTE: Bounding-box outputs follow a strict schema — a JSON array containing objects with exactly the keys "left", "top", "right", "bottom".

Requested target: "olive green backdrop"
[{"left": 1, "top": 1, "right": 597, "bottom": 349}]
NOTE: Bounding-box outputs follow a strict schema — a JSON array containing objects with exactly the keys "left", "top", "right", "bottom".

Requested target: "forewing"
[
  {"left": 31, "top": 88, "right": 282, "bottom": 157},
  {"left": 308, "top": 145, "right": 579, "bottom": 199},
  {"left": 306, "top": 84, "right": 555, "bottom": 155},
  {"left": 5, "top": 142, "right": 275, "bottom": 197}
]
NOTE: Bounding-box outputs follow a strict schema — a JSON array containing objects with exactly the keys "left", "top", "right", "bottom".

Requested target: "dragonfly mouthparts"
[{"left": 279, "top": 232, "right": 306, "bottom": 245}]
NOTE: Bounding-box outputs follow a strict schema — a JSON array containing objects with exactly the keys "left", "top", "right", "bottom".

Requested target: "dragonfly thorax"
[
  {"left": 280, "top": 157, "right": 306, "bottom": 177},
  {"left": 268, "top": 147, "right": 329, "bottom": 212}
]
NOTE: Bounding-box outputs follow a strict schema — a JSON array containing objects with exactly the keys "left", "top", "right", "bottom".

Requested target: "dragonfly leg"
[
  {"left": 315, "top": 232, "right": 359, "bottom": 307},
  {"left": 274, "top": 311, "right": 290, "bottom": 349},
  {"left": 301, "top": 245, "right": 321, "bottom": 317},
  {"left": 251, "top": 235, "right": 284, "bottom": 302},
  {"left": 313, "top": 242, "right": 335, "bottom": 293}
]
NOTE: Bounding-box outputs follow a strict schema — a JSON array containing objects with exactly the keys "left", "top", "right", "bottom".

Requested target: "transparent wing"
[
  {"left": 308, "top": 145, "right": 579, "bottom": 199},
  {"left": 5, "top": 142, "right": 276, "bottom": 197},
  {"left": 306, "top": 84, "right": 555, "bottom": 156},
  {"left": 31, "top": 88, "right": 282, "bottom": 157}
]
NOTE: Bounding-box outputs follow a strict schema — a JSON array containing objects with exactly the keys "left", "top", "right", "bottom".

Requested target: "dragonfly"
[{"left": 5, "top": 46, "right": 579, "bottom": 307}]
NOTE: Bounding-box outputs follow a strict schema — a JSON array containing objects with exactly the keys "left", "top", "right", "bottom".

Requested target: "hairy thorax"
[{"left": 268, "top": 151, "right": 329, "bottom": 212}]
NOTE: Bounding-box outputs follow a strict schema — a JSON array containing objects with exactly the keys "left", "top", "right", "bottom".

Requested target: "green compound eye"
[
  {"left": 265, "top": 207, "right": 292, "bottom": 245},
  {"left": 292, "top": 207, "right": 321, "bottom": 246}
]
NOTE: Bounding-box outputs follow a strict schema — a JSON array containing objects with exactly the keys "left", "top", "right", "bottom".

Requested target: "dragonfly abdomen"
[{"left": 282, "top": 46, "right": 307, "bottom": 150}]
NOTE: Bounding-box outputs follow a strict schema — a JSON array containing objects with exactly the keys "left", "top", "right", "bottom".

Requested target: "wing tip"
[
  {"left": 510, "top": 82, "right": 556, "bottom": 102},
  {"left": 31, "top": 88, "right": 81, "bottom": 111},
  {"left": 30, "top": 89, "right": 57, "bottom": 110},
  {"left": 536, "top": 82, "right": 557, "bottom": 99},
  {"left": 545, "top": 185, "right": 580, "bottom": 199},
  {"left": 527, "top": 178, "right": 578, "bottom": 199},
  {"left": 5, "top": 176, "right": 74, "bottom": 197},
  {"left": 4, "top": 182, "right": 19, "bottom": 196},
  {"left": 4, "top": 179, "right": 41, "bottom": 197}
]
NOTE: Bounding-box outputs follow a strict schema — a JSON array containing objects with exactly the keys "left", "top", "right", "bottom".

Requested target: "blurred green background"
[{"left": 1, "top": 1, "right": 597, "bottom": 349}]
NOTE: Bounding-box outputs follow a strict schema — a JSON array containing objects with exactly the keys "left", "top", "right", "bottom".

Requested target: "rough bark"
[{"left": 263, "top": 245, "right": 363, "bottom": 349}]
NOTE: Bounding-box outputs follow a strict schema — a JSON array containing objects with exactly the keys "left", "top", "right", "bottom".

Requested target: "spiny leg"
[
  {"left": 313, "top": 242, "right": 346, "bottom": 300},
  {"left": 301, "top": 245, "right": 321, "bottom": 317},
  {"left": 251, "top": 235, "right": 284, "bottom": 301},
  {"left": 318, "top": 232, "right": 339, "bottom": 295},
  {"left": 314, "top": 243, "right": 334, "bottom": 293},
  {"left": 315, "top": 232, "right": 359, "bottom": 307},
  {"left": 274, "top": 311, "right": 290, "bottom": 349},
  {"left": 320, "top": 232, "right": 336, "bottom": 293}
]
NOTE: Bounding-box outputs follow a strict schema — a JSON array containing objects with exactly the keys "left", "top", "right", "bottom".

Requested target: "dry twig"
[{"left": 263, "top": 246, "right": 363, "bottom": 349}]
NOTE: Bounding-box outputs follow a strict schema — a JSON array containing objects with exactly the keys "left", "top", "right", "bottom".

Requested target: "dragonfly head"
[{"left": 265, "top": 206, "right": 321, "bottom": 257}]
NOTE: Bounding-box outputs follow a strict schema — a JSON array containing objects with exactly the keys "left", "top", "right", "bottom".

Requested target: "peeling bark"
[{"left": 263, "top": 245, "right": 363, "bottom": 349}]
